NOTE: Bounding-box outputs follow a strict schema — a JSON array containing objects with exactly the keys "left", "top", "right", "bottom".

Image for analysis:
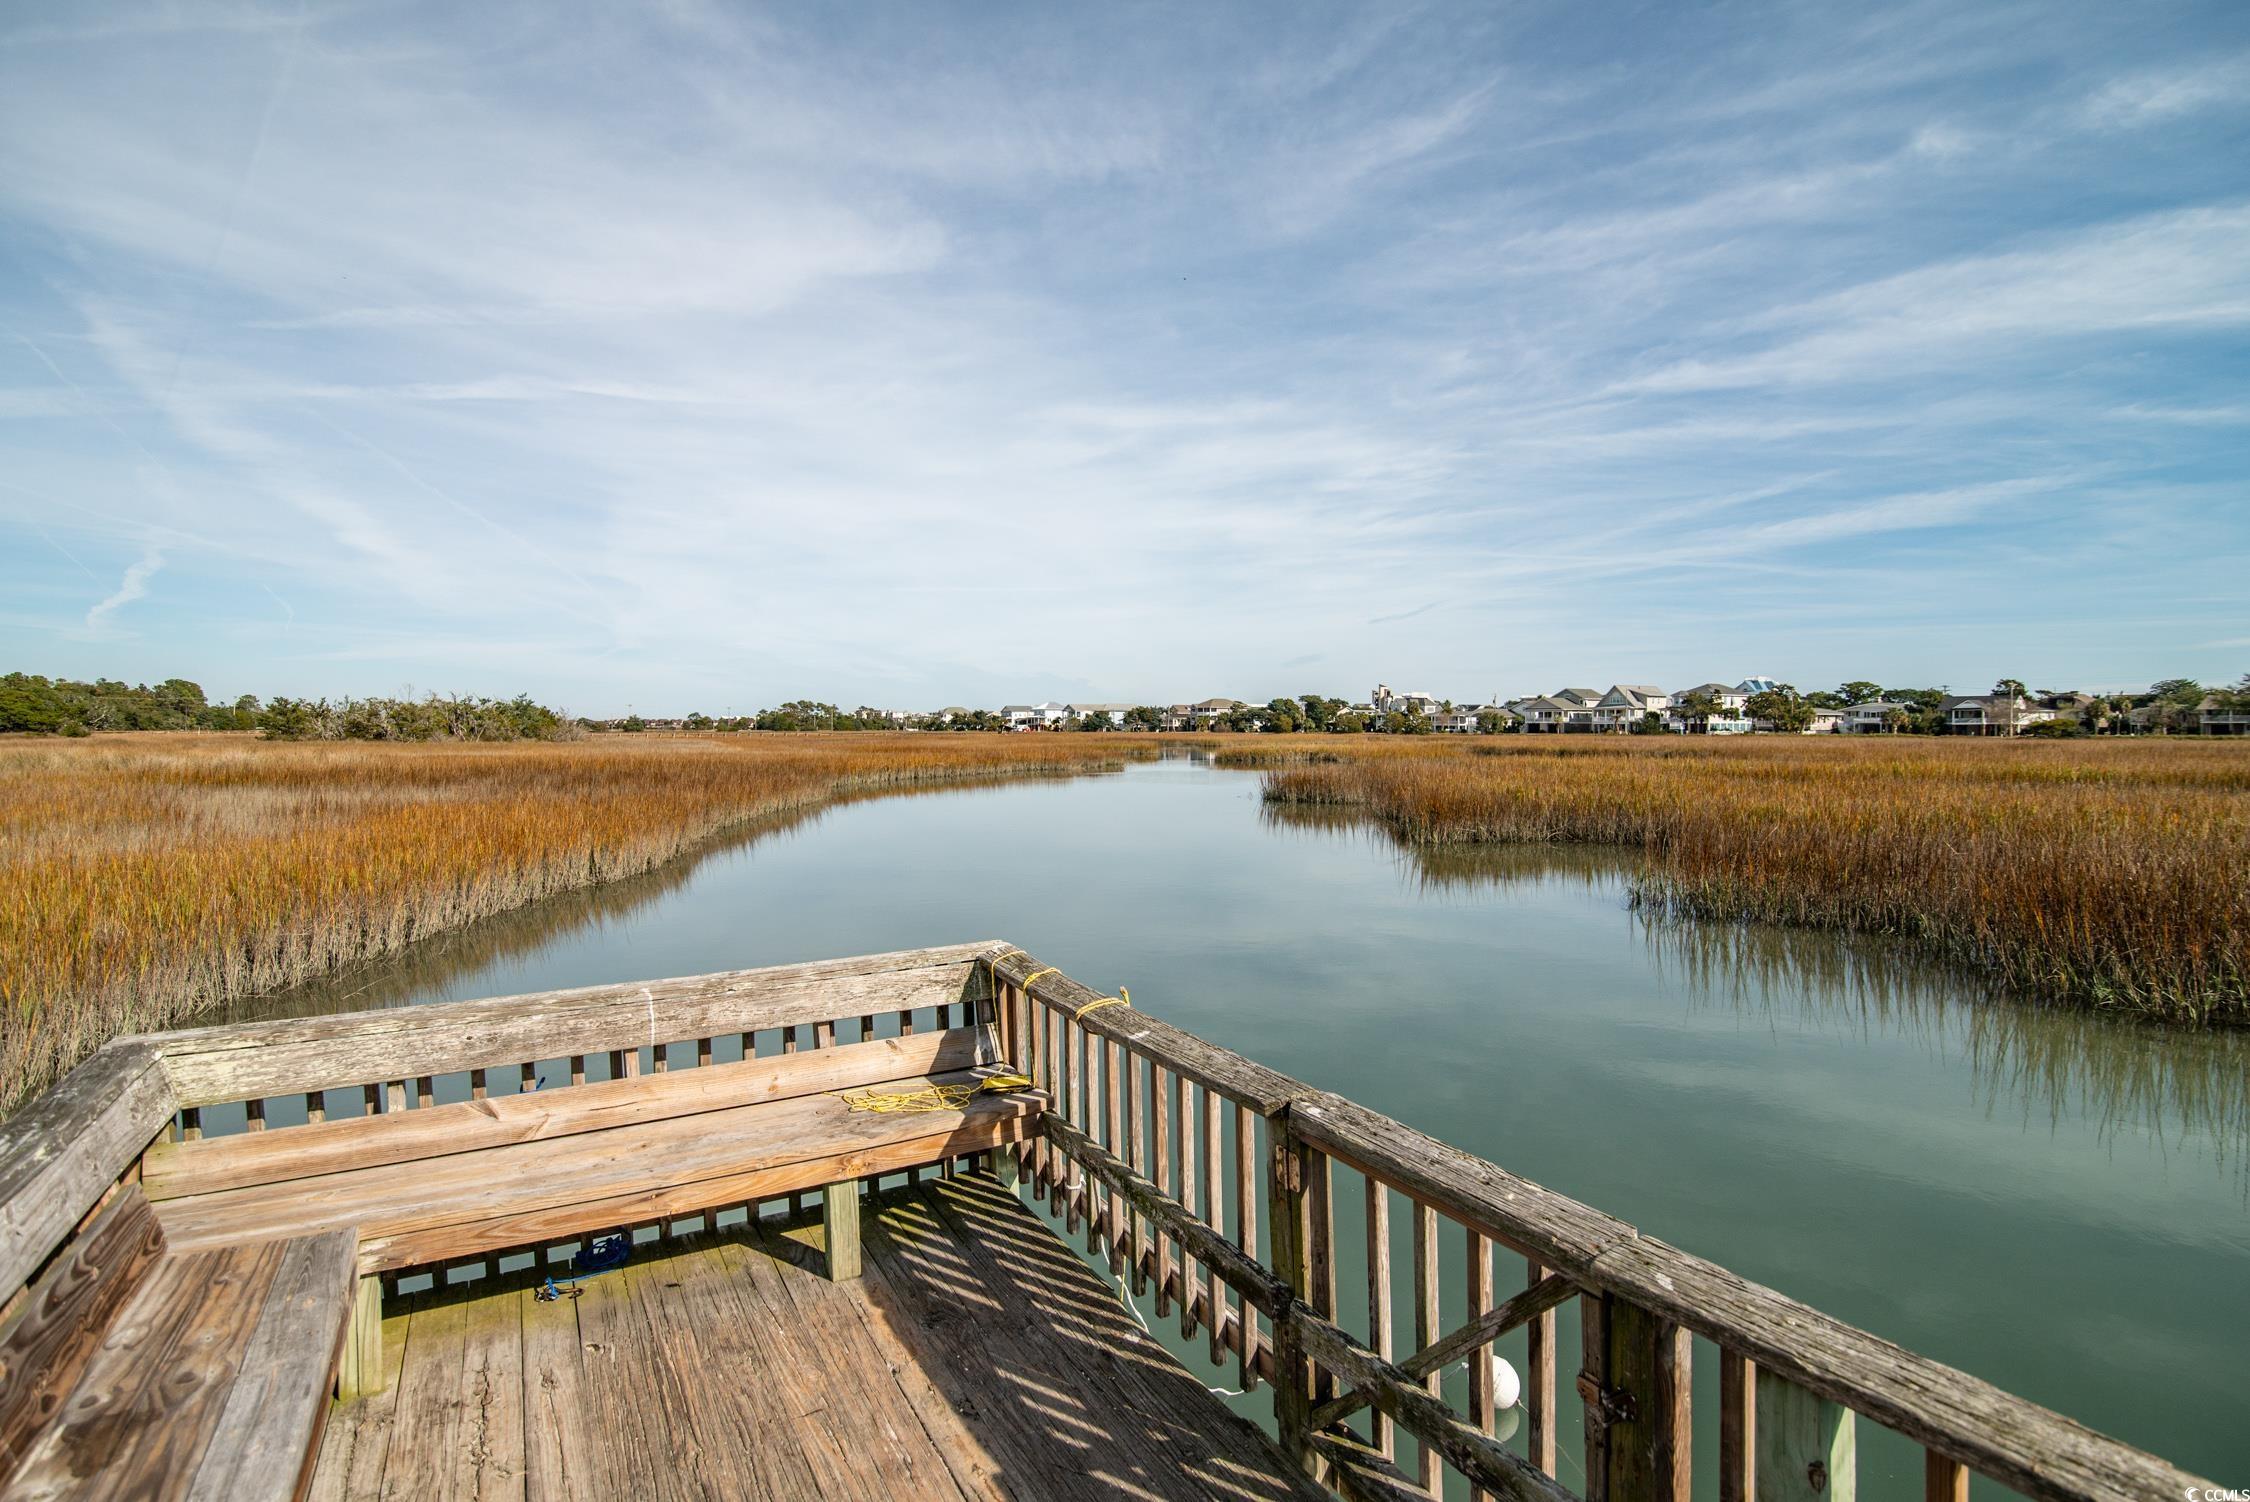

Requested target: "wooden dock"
[
  {"left": 0, "top": 940, "right": 2222, "bottom": 1501},
  {"left": 314, "top": 1177, "right": 1321, "bottom": 1501}
]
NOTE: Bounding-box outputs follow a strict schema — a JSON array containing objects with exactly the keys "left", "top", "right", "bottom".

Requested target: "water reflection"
[{"left": 1266, "top": 798, "right": 2250, "bottom": 1192}]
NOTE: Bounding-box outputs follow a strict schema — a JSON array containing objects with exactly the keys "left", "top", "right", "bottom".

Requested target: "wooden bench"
[
  {"left": 140, "top": 1031, "right": 1045, "bottom": 1394},
  {"left": 0, "top": 1186, "right": 355, "bottom": 1502}
]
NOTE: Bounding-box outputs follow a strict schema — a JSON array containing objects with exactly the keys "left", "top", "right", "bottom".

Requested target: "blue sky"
[{"left": 2, "top": 1, "right": 2245, "bottom": 713}]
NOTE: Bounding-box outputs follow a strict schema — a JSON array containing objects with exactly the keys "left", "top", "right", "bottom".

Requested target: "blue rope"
[{"left": 535, "top": 1233, "right": 632, "bottom": 1301}]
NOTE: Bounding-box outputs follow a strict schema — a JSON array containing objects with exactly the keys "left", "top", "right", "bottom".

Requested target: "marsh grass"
[
  {"left": 1241, "top": 735, "right": 2250, "bottom": 1022},
  {"left": 0, "top": 732, "right": 1147, "bottom": 1112}
]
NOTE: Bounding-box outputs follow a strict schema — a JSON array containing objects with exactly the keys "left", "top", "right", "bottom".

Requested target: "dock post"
[
  {"left": 995, "top": 1143, "right": 1024, "bottom": 1197},
  {"left": 1755, "top": 1369, "right": 1855, "bottom": 1502},
  {"left": 1606, "top": 1299, "right": 1692, "bottom": 1502},
  {"left": 1266, "top": 1107, "right": 1315, "bottom": 1479},
  {"left": 822, "top": 1180, "right": 863, "bottom": 1281},
  {"left": 338, "top": 1273, "right": 383, "bottom": 1400}
]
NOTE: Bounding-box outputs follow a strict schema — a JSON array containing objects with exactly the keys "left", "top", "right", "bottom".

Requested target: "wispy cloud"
[
  {"left": 82, "top": 546, "right": 164, "bottom": 635},
  {"left": 1, "top": 0, "right": 2243, "bottom": 704}
]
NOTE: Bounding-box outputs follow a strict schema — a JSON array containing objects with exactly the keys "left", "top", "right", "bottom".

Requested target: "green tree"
[
  {"left": 1745, "top": 686, "right": 1814, "bottom": 733},
  {"left": 1837, "top": 681, "right": 1883, "bottom": 704}
]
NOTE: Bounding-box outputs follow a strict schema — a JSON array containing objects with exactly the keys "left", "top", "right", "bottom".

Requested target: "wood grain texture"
[
  {"left": 154, "top": 1070, "right": 1041, "bottom": 1266},
  {"left": 144, "top": 1030, "right": 975, "bottom": 1200},
  {"left": 0, "top": 1042, "right": 175, "bottom": 1301},
  {"left": 142, "top": 943, "right": 1007, "bottom": 1107},
  {"left": 179, "top": 1229, "right": 357, "bottom": 1502},
  {"left": 0, "top": 1189, "right": 167, "bottom": 1479},
  {"left": 310, "top": 1178, "right": 1321, "bottom": 1502},
  {"left": 5, "top": 1230, "right": 352, "bottom": 1502}
]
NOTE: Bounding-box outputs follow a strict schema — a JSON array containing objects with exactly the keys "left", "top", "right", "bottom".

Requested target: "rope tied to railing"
[
  {"left": 1075, "top": 989, "right": 1129, "bottom": 1020},
  {"left": 841, "top": 1073, "right": 1036, "bottom": 1114}
]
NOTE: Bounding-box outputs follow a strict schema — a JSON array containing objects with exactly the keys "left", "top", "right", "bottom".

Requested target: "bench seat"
[
  {"left": 0, "top": 1191, "right": 354, "bottom": 1502},
  {"left": 146, "top": 1056, "right": 1043, "bottom": 1276}
]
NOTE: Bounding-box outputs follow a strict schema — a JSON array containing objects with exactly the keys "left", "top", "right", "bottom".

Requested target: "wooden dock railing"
[
  {"left": 984, "top": 948, "right": 2211, "bottom": 1502},
  {"left": 0, "top": 940, "right": 2217, "bottom": 1502}
]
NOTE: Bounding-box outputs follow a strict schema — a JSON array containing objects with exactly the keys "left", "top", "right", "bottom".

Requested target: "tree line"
[{"left": 0, "top": 674, "right": 577, "bottom": 742}]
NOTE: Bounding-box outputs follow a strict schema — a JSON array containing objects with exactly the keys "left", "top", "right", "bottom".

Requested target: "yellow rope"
[
  {"left": 1075, "top": 987, "right": 1130, "bottom": 1021},
  {"left": 1019, "top": 966, "right": 1059, "bottom": 991},
  {"left": 842, "top": 1073, "right": 1036, "bottom": 1114}
]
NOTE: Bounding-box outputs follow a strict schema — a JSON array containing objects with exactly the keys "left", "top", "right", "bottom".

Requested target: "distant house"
[
  {"left": 1510, "top": 688, "right": 1602, "bottom": 733},
  {"left": 1735, "top": 677, "right": 1782, "bottom": 698},
  {"left": 1161, "top": 699, "right": 1244, "bottom": 730},
  {"left": 2199, "top": 698, "right": 2250, "bottom": 736},
  {"left": 1431, "top": 708, "right": 1479, "bottom": 733},
  {"left": 1065, "top": 702, "right": 1134, "bottom": 727},
  {"left": 1940, "top": 693, "right": 2056, "bottom": 736},
  {"left": 1592, "top": 684, "right": 1670, "bottom": 732},
  {"left": 1002, "top": 702, "right": 1069, "bottom": 731},
  {"left": 1665, "top": 682, "right": 1752, "bottom": 734},
  {"left": 1371, "top": 684, "right": 1440, "bottom": 717},
  {"left": 1838, "top": 700, "right": 1914, "bottom": 733}
]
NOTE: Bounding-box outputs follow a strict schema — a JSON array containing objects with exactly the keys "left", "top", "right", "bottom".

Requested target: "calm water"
[{"left": 252, "top": 753, "right": 2250, "bottom": 1490}]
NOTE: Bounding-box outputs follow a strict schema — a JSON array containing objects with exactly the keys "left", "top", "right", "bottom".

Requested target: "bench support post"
[
  {"left": 823, "top": 1180, "right": 863, "bottom": 1281},
  {"left": 995, "top": 1143, "right": 1024, "bottom": 1196},
  {"left": 339, "top": 1273, "right": 384, "bottom": 1400}
]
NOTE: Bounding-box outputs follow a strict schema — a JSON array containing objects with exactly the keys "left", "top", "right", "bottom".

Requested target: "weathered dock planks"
[{"left": 310, "top": 1179, "right": 1324, "bottom": 1502}]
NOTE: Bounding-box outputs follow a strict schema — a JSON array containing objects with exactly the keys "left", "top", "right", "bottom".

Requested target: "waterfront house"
[
  {"left": 2200, "top": 697, "right": 2250, "bottom": 735},
  {"left": 1941, "top": 692, "right": 2057, "bottom": 735},
  {"left": 1665, "top": 682, "right": 1752, "bottom": 734},
  {"left": 1003, "top": 703, "right": 1070, "bottom": 731},
  {"left": 1839, "top": 700, "right": 1915, "bottom": 733},
  {"left": 1591, "top": 684, "right": 1670, "bottom": 731},
  {"left": 1065, "top": 702, "right": 1134, "bottom": 727}
]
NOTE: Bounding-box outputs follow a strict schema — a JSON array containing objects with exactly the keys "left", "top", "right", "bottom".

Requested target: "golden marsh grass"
[
  {"left": 0, "top": 731, "right": 1146, "bottom": 1112},
  {"left": 1240, "top": 734, "right": 2250, "bottom": 1022}
]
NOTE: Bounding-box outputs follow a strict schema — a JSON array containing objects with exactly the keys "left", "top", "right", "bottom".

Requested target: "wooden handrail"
[
  {"left": 999, "top": 953, "right": 2216, "bottom": 1502},
  {"left": 0, "top": 1041, "right": 175, "bottom": 1302},
  {"left": 135, "top": 942, "right": 1007, "bottom": 1106}
]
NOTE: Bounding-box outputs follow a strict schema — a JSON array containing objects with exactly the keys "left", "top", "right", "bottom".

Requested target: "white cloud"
[
  {"left": 2081, "top": 56, "right": 2250, "bottom": 130},
  {"left": 83, "top": 546, "right": 164, "bottom": 634}
]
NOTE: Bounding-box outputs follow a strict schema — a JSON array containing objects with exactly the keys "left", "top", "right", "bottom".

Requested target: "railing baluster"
[
  {"left": 1365, "top": 1176, "right": 1392, "bottom": 1457},
  {"left": 1106, "top": 1038, "right": 1126, "bottom": 1274},
  {"left": 1721, "top": 1348, "right": 1754, "bottom": 1502},
  {"left": 386, "top": 1081, "right": 406, "bottom": 1113},
  {"left": 181, "top": 1105, "right": 202, "bottom": 1142},
  {"left": 520, "top": 1061, "right": 537, "bottom": 1093},
  {"left": 1235, "top": 1102, "right": 1259, "bottom": 1392},
  {"left": 1412, "top": 1198, "right": 1440, "bottom": 1496},
  {"left": 1582, "top": 1292, "right": 1611, "bottom": 1502},
  {"left": 1081, "top": 1022, "right": 1101, "bottom": 1252},
  {"left": 361, "top": 1084, "right": 380, "bottom": 1120},
  {"left": 469, "top": 1068, "right": 487, "bottom": 1100},
  {"left": 570, "top": 1054, "right": 586, "bottom": 1087},
  {"left": 1306, "top": 1147, "right": 1333, "bottom": 1399},
  {"left": 1124, "top": 1048, "right": 1147, "bottom": 1295},
  {"left": 1062, "top": 1017, "right": 1083, "bottom": 1234},
  {"left": 1467, "top": 1229, "right": 1494, "bottom": 1501},
  {"left": 304, "top": 1090, "right": 324, "bottom": 1125},
  {"left": 1175, "top": 1073, "right": 1198, "bottom": 1338},
  {"left": 1153, "top": 1065, "right": 1174, "bottom": 1318},
  {"left": 1204, "top": 1084, "right": 1224, "bottom": 1363},
  {"left": 697, "top": 1035, "right": 713, "bottom": 1070},
  {"left": 415, "top": 1075, "right": 434, "bottom": 1109},
  {"left": 1529, "top": 1258, "right": 1558, "bottom": 1477},
  {"left": 244, "top": 1097, "right": 265, "bottom": 1133},
  {"left": 1926, "top": 1451, "right": 1967, "bottom": 1502}
]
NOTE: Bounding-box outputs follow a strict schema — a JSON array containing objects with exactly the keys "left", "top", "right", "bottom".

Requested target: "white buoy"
[{"left": 1490, "top": 1352, "right": 1522, "bottom": 1411}]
